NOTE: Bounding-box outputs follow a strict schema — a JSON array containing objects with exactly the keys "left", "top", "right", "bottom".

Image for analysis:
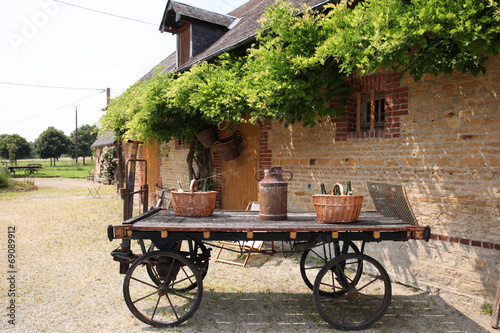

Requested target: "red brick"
[
  {"left": 460, "top": 238, "right": 470, "bottom": 245},
  {"left": 482, "top": 242, "right": 494, "bottom": 249},
  {"left": 471, "top": 240, "right": 481, "bottom": 247},
  {"left": 393, "top": 87, "right": 408, "bottom": 94},
  {"left": 439, "top": 235, "right": 449, "bottom": 241},
  {"left": 393, "top": 110, "right": 409, "bottom": 116},
  {"left": 449, "top": 237, "right": 459, "bottom": 243},
  {"left": 386, "top": 83, "right": 401, "bottom": 89}
]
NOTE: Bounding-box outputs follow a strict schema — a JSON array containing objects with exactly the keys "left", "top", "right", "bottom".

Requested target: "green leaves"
[{"left": 101, "top": 0, "right": 500, "bottom": 147}]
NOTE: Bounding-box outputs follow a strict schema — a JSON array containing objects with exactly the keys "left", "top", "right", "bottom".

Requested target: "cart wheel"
[
  {"left": 123, "top": 250, "right": 203, "bottom": 327},
  {"left": 146, "top": 240, "right": 210, "bottom": 291},
  {"left": 300, "top": 241, "right": 361, "bottom": 295},
  {"left": 314, "top": 253, "right": 391, "bottom": 330},
  {"left": 178, "top": 240, "right": 210, "bottom": 286}
]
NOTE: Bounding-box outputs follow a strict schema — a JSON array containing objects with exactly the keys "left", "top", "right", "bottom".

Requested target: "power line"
[
  {"left": 0, "top": 81, "right": 105, "bottom": 91},
  {"left": 0, "top": 90, "right": 105, "bottom": 126},
  {"left": 54, "top": 0, "right": 158, "bottom": 26}
]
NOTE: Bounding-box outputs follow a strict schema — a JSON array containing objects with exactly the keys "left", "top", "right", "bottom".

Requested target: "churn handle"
[
  {"left": 254, "top": 170, "right": 262, "bottom": 181},
  {"left": 283, "top": 170, "right": 293, "bottom": 181}
]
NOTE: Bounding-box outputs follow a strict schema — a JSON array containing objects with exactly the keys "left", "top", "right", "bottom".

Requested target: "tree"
[
  {"left": 70, "top": 124, "right": 98, "bottom": 165},
  {"left": 0, "top": 134, "right": 31, "bottom": 165},
  {"left": 34, "top": 127, "right": 71, "bottom": 166}
]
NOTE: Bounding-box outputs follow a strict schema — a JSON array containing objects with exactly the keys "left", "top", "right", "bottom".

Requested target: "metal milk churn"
[{"left": 254, "top": 166, "right": 293, "bottom": 220}]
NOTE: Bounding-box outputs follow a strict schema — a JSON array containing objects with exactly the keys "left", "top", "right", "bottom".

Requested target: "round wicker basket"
[
  {"left": 214, "top": 131, "right": 241, "bottom": 161},
  {"left": 196, "top": 127, "right": 217, "bottom": 148},
  {"left": 312, "top": 195, "right": 363, "bottom": 223},
  {"left": 171, "top": 191, "right": 217, "bottom": 217}
]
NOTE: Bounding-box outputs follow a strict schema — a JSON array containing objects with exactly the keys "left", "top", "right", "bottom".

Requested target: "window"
[
  {"left": 338, "top": 73, "right": 407, "bottom": 141},
  {"left": 361, "top": 96, "right": 385, "bottom": 130}
]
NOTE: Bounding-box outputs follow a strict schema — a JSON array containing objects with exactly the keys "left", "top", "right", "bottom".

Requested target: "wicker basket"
[
  {"left": 171, "top": 191, "right": 217, "bottom": 217},
  {"left": 196, "top": 127, "right": 217, "bottom": 148},
  {"left": 312, "top": 195, "right": 364, "bottom": 223},
  {"left": 214, "top": 131, "right": 241, "bottom": 161}
]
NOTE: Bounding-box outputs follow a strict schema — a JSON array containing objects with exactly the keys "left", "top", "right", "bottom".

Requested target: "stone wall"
[
  {"left": 269, "top": 55, "right": 500, "bottom": 306},
  {"left": 155, "top": 139, "right": 192, "bottom": 191}
]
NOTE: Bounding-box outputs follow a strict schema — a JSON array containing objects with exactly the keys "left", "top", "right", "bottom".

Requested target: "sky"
[{"left": 0, "top": 0, "right": 248, "bottom": 142}]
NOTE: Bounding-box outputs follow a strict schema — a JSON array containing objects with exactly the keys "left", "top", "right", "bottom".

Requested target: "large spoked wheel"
[
  {"left": 178, "top": 240, "right": 210, "bottom": 287},
  {"left": 146, "top": 240, "right": 210, "bottom": 292},
  {"left": 300, "top": 241, "right": 362, "bottom": 296},
  {"left": 123, "top": 250, "right": 203, "bottom": 327},
  {"left": 314, "top": 253, "right": 391, "bottom": 330}
]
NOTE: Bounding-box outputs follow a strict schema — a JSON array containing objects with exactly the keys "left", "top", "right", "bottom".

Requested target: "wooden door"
[{"left": 221, "top": 124, "right": 260, "bottom": 210}]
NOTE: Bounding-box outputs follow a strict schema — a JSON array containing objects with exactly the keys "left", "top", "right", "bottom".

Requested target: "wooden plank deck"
[{"left": 119, "top": 209, "right": 422, "bottom": 233}]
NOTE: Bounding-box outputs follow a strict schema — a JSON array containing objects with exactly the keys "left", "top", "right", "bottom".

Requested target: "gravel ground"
[{"left": 0, "top": 178, "right": 496, "bottom": 332}]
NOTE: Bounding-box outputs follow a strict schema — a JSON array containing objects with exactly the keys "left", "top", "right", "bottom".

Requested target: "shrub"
[
  {"left": 0, "top": 167, "right": 11, "bottom": 188},
  {"left": 101, "top": 146, "right": 117, "bottom": 184}
]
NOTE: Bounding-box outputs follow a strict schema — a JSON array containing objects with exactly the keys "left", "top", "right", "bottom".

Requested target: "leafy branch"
[{"left": 100, "top": 0, "right": 500, "bottom": 151}]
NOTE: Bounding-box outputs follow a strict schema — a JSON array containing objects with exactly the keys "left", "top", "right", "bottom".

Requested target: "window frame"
[{"left": 360, "top": 94, "right": 385, "bottom": 130}]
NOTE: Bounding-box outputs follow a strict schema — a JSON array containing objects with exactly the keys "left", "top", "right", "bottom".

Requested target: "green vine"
[{"left": 100, "top": 0, "right": 500, "bottom": 149}]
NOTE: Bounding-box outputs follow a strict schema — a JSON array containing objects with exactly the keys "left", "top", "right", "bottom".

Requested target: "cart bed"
[{"left": 108, "top": 209, "right": 429, "bottom": 243}]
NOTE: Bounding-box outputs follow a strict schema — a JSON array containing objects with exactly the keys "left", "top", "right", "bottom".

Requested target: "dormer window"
[
  {"left": 177, "top": 23, "right": 191, "bottom": 67},
  {"left": 159, "top": 1, "right": 238, "bottom": 68}
]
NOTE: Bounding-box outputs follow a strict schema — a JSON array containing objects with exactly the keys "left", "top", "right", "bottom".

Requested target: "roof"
[
  {"left": 160, "top": 1, "right": 237, "bottom": 33},
  {"left": 91, "top": 131, "right": 116, "bottom": 148},
  {"left": 141, "top": 0, "right": 329, "bottom": 81}
]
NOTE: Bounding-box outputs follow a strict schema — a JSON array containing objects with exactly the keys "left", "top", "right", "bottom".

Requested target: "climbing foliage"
[{"left": 100, "top": 0, "right": 500, "bottom": 148}]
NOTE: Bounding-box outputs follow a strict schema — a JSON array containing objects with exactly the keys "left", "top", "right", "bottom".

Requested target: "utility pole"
[{"left": 75, "top": 106, "right": 78, "bottom": 164}]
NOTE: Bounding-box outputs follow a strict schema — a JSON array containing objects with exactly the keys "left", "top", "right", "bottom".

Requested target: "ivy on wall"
[{"left": 100, "top": 0, "right": 499, "bottom": 149}]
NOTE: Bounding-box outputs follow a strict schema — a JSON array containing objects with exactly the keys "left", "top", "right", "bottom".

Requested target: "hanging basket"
[
  {"left": 214, "top": 131, "right": 242, "bottom": 161},
  {"left": 312, "top": 195, "right": 364, "bottom": 223},
  {"left": 171, "top": 191, "right": 217, "bottom": 217},
  {"left": 196, "top": 127, "right": 217, "bottom": 148}
]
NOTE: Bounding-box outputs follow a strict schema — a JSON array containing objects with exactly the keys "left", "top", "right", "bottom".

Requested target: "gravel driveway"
[{"left": 0, "top": 178, "right": 495, "bottom": 332}]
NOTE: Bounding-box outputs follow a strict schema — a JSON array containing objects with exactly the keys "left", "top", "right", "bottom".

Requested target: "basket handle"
[
  {"left": 214, "top": 130, "right": 241, "bottom": 147},
  {"left": 332, "top": 183, "right": 344, "bottom": 195},
  {"left": 189, "top": 179, "right": 198, "bottom": 193}
]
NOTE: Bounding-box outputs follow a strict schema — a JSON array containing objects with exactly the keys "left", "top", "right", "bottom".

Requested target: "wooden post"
[
  {"left": 115, "top": 141, "right": 123, "bottom": 192},
  {"left": 119, "top": 140, "right": 141, "bottom": 275},
  {"left": 370, "top": 90, "right": 375, "bottom": 130},
  {"left": 119, "top": 186, "right": 131, "bottom": 275},
  {"left": 492, "top": 279, "right": 500, "bottom": 328},
  {"left": 142, "top": 184, "right": 148, "bottom": 214},
  {"left": 126, "top": 140, "right": 142, "bottom": 219}
]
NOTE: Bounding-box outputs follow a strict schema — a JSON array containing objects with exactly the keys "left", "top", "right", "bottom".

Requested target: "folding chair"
[
  {"left": 87, "top": 168, "right": 95, "bottom": 181},
  {"left": 86, "top": 178, "right": 102, "bottom": 199},
  {"left": 214, "top": 201, "right": 264, "bottom": 267}
]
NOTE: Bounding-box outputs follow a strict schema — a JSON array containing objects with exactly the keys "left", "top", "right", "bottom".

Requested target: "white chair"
[{"left": 86, "top": 178, "right": 102, "bottom": 199}]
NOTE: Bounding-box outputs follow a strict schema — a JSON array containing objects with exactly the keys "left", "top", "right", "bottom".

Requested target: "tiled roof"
[
  {"left": 141, "top": 0, "right": 329, "bottom": 81},
  {"left": 91, "top": 130, "right": 116, "bottom": 148},
  {"left": 160, "top": 1, "right": 237, "bottom": 32}
]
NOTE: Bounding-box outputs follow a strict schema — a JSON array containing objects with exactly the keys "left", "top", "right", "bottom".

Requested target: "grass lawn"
[{"left": 5, "top": 158, "right": 94, "bottom": 179}]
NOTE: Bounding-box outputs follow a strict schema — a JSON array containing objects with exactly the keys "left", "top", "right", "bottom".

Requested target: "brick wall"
[
  {"left": 123, "top": 140, "right": 192, "bottom": 207},
  {"left": 269, "top": 55, "right": 500, "bottom": 307},
  {"left": 156, "top": 140, "right": 191, "bottom": 191}
]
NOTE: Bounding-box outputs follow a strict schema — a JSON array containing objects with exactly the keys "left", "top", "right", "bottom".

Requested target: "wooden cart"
[{"left": 108, "top": 182, "right": 430, "bottom": 330}]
